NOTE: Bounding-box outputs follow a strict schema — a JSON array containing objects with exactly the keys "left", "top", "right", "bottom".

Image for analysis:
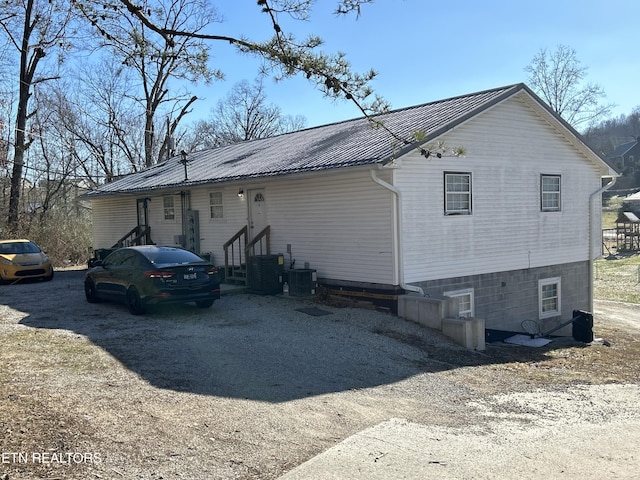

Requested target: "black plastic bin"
[{"left": 572, "top": 309, "right": 594, "bottom": 343}]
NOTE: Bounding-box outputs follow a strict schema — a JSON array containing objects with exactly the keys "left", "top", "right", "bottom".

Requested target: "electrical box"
[
  {"left": 184, "top": 209, "right": 200, "bottom": 254},
  {"left": 288, "top": 269, "right": 317, "bottom": 296}
]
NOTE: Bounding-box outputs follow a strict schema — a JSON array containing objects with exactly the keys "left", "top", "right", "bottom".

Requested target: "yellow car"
[{"left": 0, "top": 239, "right": 54, "bottom": 283}]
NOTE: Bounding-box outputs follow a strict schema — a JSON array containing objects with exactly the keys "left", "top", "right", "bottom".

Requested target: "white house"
[{"left": 81, "top": 84, "right": 617, "bottom": 335}]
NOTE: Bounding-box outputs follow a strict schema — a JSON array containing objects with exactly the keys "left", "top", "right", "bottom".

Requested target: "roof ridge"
[{"left": 214, "top": 83, "right": 525, "bottom": 145}]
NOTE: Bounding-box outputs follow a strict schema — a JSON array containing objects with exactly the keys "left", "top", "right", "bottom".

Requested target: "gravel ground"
[{"left": 1, "top": 270, "right": 639, "bottom": 479}]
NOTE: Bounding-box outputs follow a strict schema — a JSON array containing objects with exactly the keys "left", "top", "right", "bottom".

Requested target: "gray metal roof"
[{"left": 82, "top": 84, "right": 528, "bottom": 198}]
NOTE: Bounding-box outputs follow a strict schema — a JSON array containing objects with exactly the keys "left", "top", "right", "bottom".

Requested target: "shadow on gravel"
[{"left": 9, "top": 270, "right": 562, "bottom": 402}]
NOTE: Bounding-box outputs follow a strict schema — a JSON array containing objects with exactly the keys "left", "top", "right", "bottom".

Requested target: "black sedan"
[{"left": 84, "top": 246, "right": 220, "bottom": 315}]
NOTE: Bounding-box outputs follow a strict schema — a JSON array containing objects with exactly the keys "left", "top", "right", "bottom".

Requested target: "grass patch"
[
  {"left": 2, "top": 329, "right": 103, "bottom": 376},
  {"left": 602, "top": 196, "right": 624, "bottom": 229},
  {"left": 594, "top": 254, "right": 640, "bottom": 303}
]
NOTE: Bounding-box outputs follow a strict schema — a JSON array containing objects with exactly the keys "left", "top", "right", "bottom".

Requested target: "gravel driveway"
[{"left": 1, "top": 270, "right": 639, "bottom": 479}]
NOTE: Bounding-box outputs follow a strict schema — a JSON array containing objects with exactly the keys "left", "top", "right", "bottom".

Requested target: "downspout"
[
  {"left": 588, "top": 175, "right": 617, "bottom": 312},
  {"left": 370, "top": 167, "right": 425, "bottom": 296}
]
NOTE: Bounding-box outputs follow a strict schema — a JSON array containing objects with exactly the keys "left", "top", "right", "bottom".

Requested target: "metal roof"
[{"left": 82, "top": 83, "right": 549, "bottom": 198}]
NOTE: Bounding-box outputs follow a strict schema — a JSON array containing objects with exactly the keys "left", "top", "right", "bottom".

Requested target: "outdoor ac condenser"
[
  {"left": 247, "top": 254, "right": 284, "bottom": 294},
  {"left": 288, "top": 269, "right": 317, "bottom": 296}
]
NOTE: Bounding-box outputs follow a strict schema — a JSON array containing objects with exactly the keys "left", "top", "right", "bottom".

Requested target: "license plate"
[{"left": 183, "top": 273, "right": 197, "bottom": 280}]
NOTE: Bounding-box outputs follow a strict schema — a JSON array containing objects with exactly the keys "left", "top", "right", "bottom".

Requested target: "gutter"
[
  {"left": 588, "top": 175, "right": 617, "bottom": 312},
  {"left": 370, "top": 167, "right": 425, "bottom": 296}
]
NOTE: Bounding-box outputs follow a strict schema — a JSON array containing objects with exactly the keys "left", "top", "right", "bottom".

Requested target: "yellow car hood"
[{"left": 0, "top": 252, "right": 47, "bottom": 265}]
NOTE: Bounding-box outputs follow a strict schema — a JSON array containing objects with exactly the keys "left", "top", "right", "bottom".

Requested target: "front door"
[
  {"left": 136, "top": 198, "right": 149, "bottom": 228},
  {"left": 248, "top": 188, "right": 267, "bottom": 240}
]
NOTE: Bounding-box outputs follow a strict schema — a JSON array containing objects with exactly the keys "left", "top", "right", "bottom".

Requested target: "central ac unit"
[
  {"left": 247, "top": 254, "right": 284, "bottom": 294},
  {"left": 288, "top": 269, "right": 317, "bottom": 296}
]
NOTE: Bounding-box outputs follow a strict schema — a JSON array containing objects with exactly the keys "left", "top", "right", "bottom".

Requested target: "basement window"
[
  {"left": 539, "top": 277, "right": 561, "bottom": 319},
  {"left": 444, "top": 288, "right": 474, "bottom": 318}
]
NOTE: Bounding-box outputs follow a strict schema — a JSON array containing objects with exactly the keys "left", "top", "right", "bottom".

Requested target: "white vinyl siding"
[
  {"left": 91, "top": 197, "right": 138, "bottom": 248},
  {"left": 264, "top": 168, "right": 395, "bottom": 284},
  {"left": 397, "top": 94, "right": 603, "bottom": 283}
]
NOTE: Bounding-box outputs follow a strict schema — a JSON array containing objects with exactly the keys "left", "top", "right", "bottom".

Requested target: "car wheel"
[
  {"left": 196, "top": 299, "right": 215, "bottom": 308},
  {"left": 126, "top": 287, "right": 145, "bottom": 315},
  {"left": 84, "top": 279, "right": 101, "bottom": 303},
  {"left": 43, "top": 270, "right": 54, "bottom": 282}
]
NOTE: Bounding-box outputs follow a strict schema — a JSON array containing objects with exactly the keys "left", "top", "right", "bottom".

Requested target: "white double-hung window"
[
  {"left": 163, "top": 196, "right": 176, "bottom": 221},
  {"left": 209, "top": 191, "right": 224, "bottom": 219},
  {"left": 539, "top": 277, "right": 561, "bottom": 319},
  {"left": 444, "top": 172, "right": 472, "bottom": 215},
  {"left": 541, "top": 175, "right": 561, "bottom": 211}
]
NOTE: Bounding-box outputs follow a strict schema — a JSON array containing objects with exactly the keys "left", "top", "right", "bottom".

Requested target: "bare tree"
[
  {"left": 525, "top": 44, "right": 614, "bottom": 130},
  {"left": 76, "top": 0, "right": 221, "bottom": 167},
  {"left": 184, "top": 78, "right": 307, "bottom": 150},
  {"left": 79, "top": 0, "right": 417, "bottom": 145},
  {"left": 0, "top": 0, "right": 75, "bottom": 231},
  {"left": 48, "top": 59, "right": 148, "bottom": 184}
]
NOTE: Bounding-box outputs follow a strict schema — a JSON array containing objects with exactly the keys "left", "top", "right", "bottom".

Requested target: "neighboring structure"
[
  {"left": 615, "top": 211, "right": 640, "bottom": 252},
  {"left": 606, "top": 137, "right": 640, "bottom": 175},
  {"left": 624, "top": 189, "right": 640, "bottom": 213},
  {"left": 81, "top": 84, "right": 617, "bottom": 334}
]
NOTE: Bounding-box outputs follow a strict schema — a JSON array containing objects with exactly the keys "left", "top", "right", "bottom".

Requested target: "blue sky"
[{"left": 186, "top": 0, "right": 640, "bottom": 129}]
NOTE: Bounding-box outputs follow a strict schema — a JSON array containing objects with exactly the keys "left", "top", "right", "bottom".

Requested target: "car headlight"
[{"left": 0, "top": 257, "right": 13, "bottom": 266}]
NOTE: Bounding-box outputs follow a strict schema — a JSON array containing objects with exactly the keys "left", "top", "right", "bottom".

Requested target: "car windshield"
[
  {"left": 0, "top": 241, "right": 41, "bottom": 254},
  {"left": 143, "top": 248, "right": 205, "bottom": 267}
]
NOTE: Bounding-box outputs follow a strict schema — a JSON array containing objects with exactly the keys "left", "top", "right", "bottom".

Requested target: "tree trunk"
[{"left": 8, "top": 0, "right": 36, "bottom": 232}]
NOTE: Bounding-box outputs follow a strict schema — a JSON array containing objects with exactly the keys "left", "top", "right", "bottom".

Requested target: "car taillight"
[
  {"left": 206, "top": 267, "right": 218, "bottom": 276},
  {"left": 144, "top": 271, "right": 176, "bottom": 279}
]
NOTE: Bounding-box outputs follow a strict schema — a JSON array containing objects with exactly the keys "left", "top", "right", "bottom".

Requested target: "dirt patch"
[{"left": 1, "top": 271, "right": 639, "bottom": 479}]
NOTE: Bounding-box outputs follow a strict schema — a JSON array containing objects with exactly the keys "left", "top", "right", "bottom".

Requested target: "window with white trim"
[
  {"left": 209, "top": 191, "right": 223, "bottom": 219},
  {"left": 444, "top": 288, "right": 475, "bottom": 318},
  {"left": 444, "top": 172, "right": 472, "bottom": 215},
  {"left": 539, "top": 277, "right": 561, "bottom": 319},
  {"left": 541, "top": 175, "right": 561, "bottom": 211},
  {"left": 163, "top": 196, "right": 175, "bottom": 221}
]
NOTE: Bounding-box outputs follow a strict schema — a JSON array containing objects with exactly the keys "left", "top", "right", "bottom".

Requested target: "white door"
[{"left": 248, "top": 188, "right": 267, "bottom": 240}]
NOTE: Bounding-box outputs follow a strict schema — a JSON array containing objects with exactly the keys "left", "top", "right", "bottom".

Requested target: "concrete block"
[
  {"left": 471, "top": 317, "right": 486, "bottom": 351},
  {"left": 442, "top": 317, "right": 486, "bottom": 350},
  {"left": 398, "top": 295, "right": 448, "bottom": 330},
  {"left": 442, "top": 318, "right": 473, "bottom": 349}
]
